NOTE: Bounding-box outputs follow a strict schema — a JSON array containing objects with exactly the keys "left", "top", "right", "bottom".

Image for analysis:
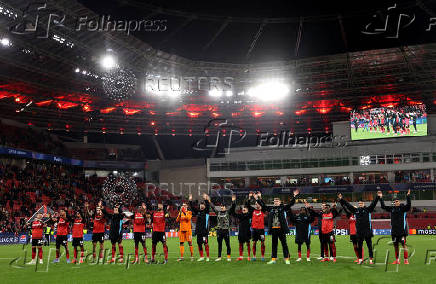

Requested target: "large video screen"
[{"left": 350, "top": 105, "right": 427, "bottom": 140}]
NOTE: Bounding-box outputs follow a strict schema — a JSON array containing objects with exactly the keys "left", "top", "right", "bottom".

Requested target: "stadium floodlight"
[
  {"left": 75, "top": 67, "right": 80, "bottom": 73},
  {"left": 225, "top": 90, "right": 233, "bottom": 97},
  {"left": 360, "top": 156, "right": 371, "bottom": 166},
  {"left": 100, "top": 54, "right": 117, "bottom": 70},
  {"left": 1, "top": 37, "right": 11, "bottom": 47},
  {"left": 209, "top": 89, "right": 222, "bottom": 97},
  {"left": 247, "top": 80, "right": 290, "bottom": 102},
  {"left": 167, "top": 90, "right": 181, "bottom": 98}
]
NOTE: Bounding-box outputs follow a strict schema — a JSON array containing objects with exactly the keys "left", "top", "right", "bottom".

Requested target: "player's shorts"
[
  {"left": 196, "top": 233, "right": 208, "bottom": 245},
  {"left": 350, "top": 235, "right": 358, "bottom": 243},
  {"left": 251, "top": 229, "right": 265, "bottom": 242},
  {"left": 134, "top": 232, "right": 146, "bottom": 244},
  {"left": 152, "top": 231, "right": 166, "bottom": 244},
  {"left": 320, "top": 232, "right": 335, "bottom": 243},
  {"left": 295, "top": 236, "right": 311, "bottom": 245},
  {"left": 179, "top": 230, "right": 192, "bottom": 242},
  {"left": 392, "top": 235, "right": 407, "bottom": 245},
  {"left": 72, "top": 237, "right": 84, "bottom": 247},
  {"left": 56, "top": 235, "right": 68, "bottom": 247},
  {"left": 110, "top": 234, "right": 122, "bottom": 244},
  {"left": 92, "top": 233, "right": 105, "bottom": 243},
  {"left": 238, "top": 231, "right": 251, "bottom": 243},
  {"left": 32, "top": 238, "right": 44, "bottom": 247}
]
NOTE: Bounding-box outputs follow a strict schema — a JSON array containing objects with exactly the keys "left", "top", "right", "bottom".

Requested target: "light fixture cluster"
[
  {"left": 52, "top": 34, "right": 74, "bottom": 48},
  {"left": 208, "top": 90, "right": 233, "bottom": 97},
  {"left": 0, "top": 37, "right": 11, "bottom": 47},
  {"left": 0, "top": 5, "right": 18, "bottom": 19},
  {"left": 247, "top": 80, "right": 290, "bottom": 102},
  {"left": 102, "top": 68, "right": 137, "bottom": 102},
  {"left": 102, "top": 174, "right": 138, "bottom": 207},
  {"left": 74, "top": 67, "right": 100, "bottom": 79}
]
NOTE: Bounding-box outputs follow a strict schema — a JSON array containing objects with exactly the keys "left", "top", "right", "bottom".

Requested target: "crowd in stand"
[
  {"left": 0, "top": 122, "right": 145, "bottom": 162},
  {"left": 0, "top": 122, "right": 68, "bottom": 156},
  {"left": 0, "top": 159, "right": 182, "bottom": 234}
]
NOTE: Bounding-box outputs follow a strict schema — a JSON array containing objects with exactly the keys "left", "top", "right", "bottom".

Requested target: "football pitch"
[
  {"left": 1, "top": 235, "right": 436, "bottom": 284},
  {"left": 351, "top": 124, "right": 427, "bottom": 140}
]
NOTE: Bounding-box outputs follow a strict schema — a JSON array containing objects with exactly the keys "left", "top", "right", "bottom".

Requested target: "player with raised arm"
[
  {"left": 26, "top": 213, "right": 46, "bottom": 265},
  {"left": 290, "top": 202, "right": 314, "bottom": 262},
  {"left": 52, "top": 209, "right": 71, "bottom": 263},
  {"left": 210, "top": 196, "right": 233, "bottom": 262},
  {"left": 264, "top": 189, "right": 299, "bottom": 265},
  {"left": 230, "top": 193, "right": 253, "bottom": 261},
  {"left": 338, "top": 192, "right": 380, "bottom": 264},
  {"left": 176, "top": 201, "right": 194, "bottom": 261},
  {"left": 131, "top": 203, "right": 149, "bottom": 264},
  {"left": 379, "top": 189, "right": 412, "bottom": 264},
  {"left": 307, "top": 202, "right": 340, "bottom": 262},
  {"left": 150, "top": 202, "right": 169, "bottom": 264},
  {"left": 250, "top": 192, "right": 267, "bottom": 261},
  {"left": 189, "top": 193, "right": 211, "bottom": 262},
  {"left": 90, "top": 201, "right": 107, "bottom": 262},
  {"left": 341, "top": 202, "right": 361, "bottom": 262}
]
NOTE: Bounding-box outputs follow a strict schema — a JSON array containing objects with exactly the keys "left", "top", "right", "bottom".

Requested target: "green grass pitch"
[
  {"left": 351, "top": 123, "right": 427, "bottom": 140},
  {"left": 2, "top": 235, "right": 436, "bottom": 284}
]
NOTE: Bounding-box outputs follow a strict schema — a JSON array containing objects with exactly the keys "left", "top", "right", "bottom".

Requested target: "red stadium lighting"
[
  {"left": 151, "top": 121, "right": 156, "bottom": 126},
  {"left": 166, "top": 112, "right": 179, "bottom": 116},
  {"left": 36, "top": 100, "right": 53, "bottom": 107},
  {"left": 100, "top": 107, "right": 116, "bottom": 114},
  {"left": 57, "top": 101, "right": 78, "bottom": 109},
  {"left": 123, "top": 108, "right": 141, "bottom": 115},
  {"left": 187, "top": 112, "right": 200, "bottom": 118},
  {"left": 252, "top": 111, "right": 264, "bottom": 118},
  {"left": 82, "top": 104, "right": 92, "bottom": 112},
  {"left": 317, "top": 108, "right": 331, "bottom": 114},
  {"left": 340, "top": 106, "right": 353, "bottom": 112}
]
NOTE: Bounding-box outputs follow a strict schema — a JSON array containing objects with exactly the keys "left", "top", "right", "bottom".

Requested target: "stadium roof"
[{"left": 0, "top": 0, "right": 435, "bottom": 159}]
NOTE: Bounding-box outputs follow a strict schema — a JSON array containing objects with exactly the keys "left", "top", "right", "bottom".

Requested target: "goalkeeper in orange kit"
[{"left": 176, "top": 202, "right": 194, "bottom": 261}]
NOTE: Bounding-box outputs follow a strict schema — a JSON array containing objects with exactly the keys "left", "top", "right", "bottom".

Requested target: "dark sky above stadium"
[{"left": 79, "top": 0, "right": 436, "bottom": 63}]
